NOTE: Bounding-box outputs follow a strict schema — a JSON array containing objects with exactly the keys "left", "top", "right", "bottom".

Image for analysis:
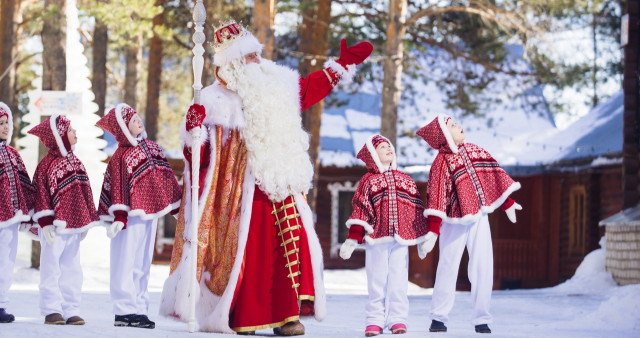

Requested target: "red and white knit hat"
[
  {"left": 211, "top": 20, "right": 263, "bottom": 66},
  {"left": 28, "top": 114, "right": 73, "bottom": 156},
  {"left": 356, "top": 134, "right": 397, "bottom": 173},
  {"left": 0, "top": 101, "right": 13, "bottom": 141},
  {"left": 416, "top": 114, "right": 459, "bottom": 154},
  {"left": 97, "top": 103, "right": 146, "bottom": 146}
]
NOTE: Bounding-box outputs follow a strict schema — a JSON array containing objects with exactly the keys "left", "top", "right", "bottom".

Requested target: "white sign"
[
  {"left": 28, "top": 91, "right": 82, "bottom": 116},
  {"left": 621, "top": 14, "right": 629, "bottom": 47}
]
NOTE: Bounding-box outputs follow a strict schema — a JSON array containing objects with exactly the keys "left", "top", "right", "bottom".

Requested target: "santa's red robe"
[{"left": 160, "top": 60, "right": 349, "bottom": 333}]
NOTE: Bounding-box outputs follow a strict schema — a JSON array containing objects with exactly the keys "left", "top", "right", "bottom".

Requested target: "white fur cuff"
[{"left": 324, "top": 59, "right": 356, "bottom": 86}]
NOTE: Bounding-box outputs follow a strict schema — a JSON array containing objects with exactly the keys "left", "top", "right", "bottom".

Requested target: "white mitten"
[
  {"left": 43, "top": 226, "right": 56, "bottom": 245},
  {"left": 18, "top": 223, "right": 31, "bottom": 232},
  {"left": 418, "top": 232, "right": 438, "bottom": 259},
  {"left": 505, "top": 202, "right": 523, "bottom": 223},
  {"left": 107, "top": 221, "right": 125, "bottom": 239},
  {"left": 339, "top": 239, "right": 359, "bottom": 260}
]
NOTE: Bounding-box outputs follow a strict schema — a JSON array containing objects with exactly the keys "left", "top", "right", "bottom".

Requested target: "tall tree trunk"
[
  {"left": 124, "top": 34, "right": 141, "bottom": 109},
  {"left": 299, "top": 0, "right": 332, "bottom": 214},
  {"left": 145, "top": 0, "right": 165, "bottom": 141},
  {"left": 202, "top": 0, "right": 221, "bottom": 86},
  {"left": 1, "top": 0, "right": 21, "bottom": 146},
  {"left": 37, "top": 0, "right": 67, "bottom": 269},
  {"left": 380, "top": 0, "right": 407, "bottom": 145},
  {"left": 10, "top": 0, "right": 24, "bottom": 146},
  {"left": 622, "top": 2, "right": 639, "bottom": 208},
  {"left": 0, "top": 0, "right": 16, "bottom": 139},
  {"left": 591, "top": 11, "right": 598, "bottom": 108},
  {"left": 92, "top": 10, "right": 108, "bottom": 116},
  {"left": 252, "top": 0, "right": 276, "bottom": 60}
]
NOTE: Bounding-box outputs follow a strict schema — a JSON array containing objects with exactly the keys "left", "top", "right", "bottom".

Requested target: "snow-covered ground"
[{"left": 3, "top": 232, "right": 639, "bottom": 337}]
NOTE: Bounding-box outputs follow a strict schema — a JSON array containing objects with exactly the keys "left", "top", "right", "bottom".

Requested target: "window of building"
[
  {"left": 328, "top": 181, "right": 360, "bottom": 258},
  {"left": 568, "top": 185, "right": 586, "bottom": 255}
]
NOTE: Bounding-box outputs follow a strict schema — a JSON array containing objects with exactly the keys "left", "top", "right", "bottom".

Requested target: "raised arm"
[{"left": 299, "top": 39, "right": 373, "bottom": 111}]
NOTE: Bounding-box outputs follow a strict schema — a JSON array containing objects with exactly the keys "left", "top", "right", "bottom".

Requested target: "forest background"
[{"left": 0, "top": 0, "right": 625, "bottom": 210}]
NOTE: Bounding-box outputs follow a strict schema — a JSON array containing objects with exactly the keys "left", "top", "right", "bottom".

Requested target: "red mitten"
[
  {"left": 37, "top": 215, "right": 54, "bottom": 228},
  {"left": 186, "top": 104, "right": 206, "bottom": 131},
  {"left": 114, "top": 210, "right": 128, "bottom": 230},
  {"left": 346, "top": 224, "right": 366, "bottom": 244},
  {"left": 426, "top": 215, "right": 442, "bottom": 236},
  {"left": 501, "top": 197, "right": 515, "bottom": 211},
  {"left": 336, "top": 39, "right": 373, "bottom": 68}
]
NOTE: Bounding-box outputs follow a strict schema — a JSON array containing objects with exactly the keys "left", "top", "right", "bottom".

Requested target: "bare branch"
[
  {"left": 172, "top": 34, "right": 190, "bottom": 50},
  {"left": 407, "top": 31, "right": 536, "bottom": 77}
]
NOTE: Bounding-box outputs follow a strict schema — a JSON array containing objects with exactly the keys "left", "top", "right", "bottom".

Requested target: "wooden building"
[
  {"left": 153, "top": 147, "right": 623, "bottom": 291},
  {"left": 314, "top": 160, "right": 621, "bottom": 290}
]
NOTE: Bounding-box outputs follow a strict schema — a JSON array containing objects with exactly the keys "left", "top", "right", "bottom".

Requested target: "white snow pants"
[
  {"left": 39, "top": 231, "right": 83, "bottom": 318},
  {"left": 110, "top": 216, "right": 157, "bottom": 315},
  {"left": 365, "top": 240, "right": 409, "bottom": 329},
  {"left": 0, "top": 224, "right": 18, "bottom": 308},
  {"left": 430, "top": 215, "right": 493, "bottom": 326}
]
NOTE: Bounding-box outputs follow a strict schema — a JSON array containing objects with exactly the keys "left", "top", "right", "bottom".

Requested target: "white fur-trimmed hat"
[{"left": 211, "top": 20, "right": 263, "bottom": 66}]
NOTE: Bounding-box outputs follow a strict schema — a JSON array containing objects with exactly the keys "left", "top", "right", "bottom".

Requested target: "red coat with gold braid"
[
  {"left": 28, "top": 115, "right": 100, "bottom": 234},
  {"left": 97, "top": 104, "right": 181, "bottom": 225}
]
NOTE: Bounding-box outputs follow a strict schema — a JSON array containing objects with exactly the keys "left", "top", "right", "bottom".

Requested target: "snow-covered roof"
[
  {"left": 320, "top": 45, "right": 557, "bottom": 169},
  {"left": 501, "top": 90, "right": 623, "bottom": 168},
  {"left": 320, "top": 46, "right": 623, "bottom": 171}
]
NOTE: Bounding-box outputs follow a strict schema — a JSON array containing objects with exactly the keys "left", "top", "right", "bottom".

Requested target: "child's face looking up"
[
  {"left": 0, "top": 115, "right": 8, "bottom": 140},
  {"left": 128, "top": 114, "right": 145, "bottom": 138},
  {"left": 446, "top": 118, "right": 465, "bottom": 145},
  {"left": 67, "top": 126, "right": 78, "bottom": 145},
  {"left": 375, "top": 141, "right": 394, "bottom": 167}
]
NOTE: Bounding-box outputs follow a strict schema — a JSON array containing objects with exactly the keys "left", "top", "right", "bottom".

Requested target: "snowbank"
[
  {"left": 547, "top": 236, "right": 640, "bottom": 331},
  {"left": 549, "top": 237, "right": 617, "bottom": 295}
]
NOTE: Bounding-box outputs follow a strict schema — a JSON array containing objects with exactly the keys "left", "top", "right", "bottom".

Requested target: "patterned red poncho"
[
  {"left": 29, "top": 115, "right": 100, "bottom": 233},
  {"left": 347, "top": 135, "right": 430, "bottom": 244},
  {"left": 97, "top": 104, "right": 182, "bottom": 223},
  {"left": 0, "top": 140, "right": 36, "bottom": 229},
  {"left": 417, "top": 115, "right": 520, "bottom": 225}
]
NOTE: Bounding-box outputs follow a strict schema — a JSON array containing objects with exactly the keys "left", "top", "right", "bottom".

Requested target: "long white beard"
[{"left": 218, "top": 59, "right": 313, "bottom": 202}]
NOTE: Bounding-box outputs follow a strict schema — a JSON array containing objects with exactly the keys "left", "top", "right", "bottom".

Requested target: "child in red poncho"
[
  {"left": 339, "top": 134, "right": 437, "bottom": 337},
  {"left": 416, "top": 114, "right": 523, "bottom": 334},
  {"left": 0, "top": 102, "right": 36, "bottom": 323},
  {"left": 29, "top": 114, "right": 100, "bottom": 325},
  {"left": 97, "top": 103, "right": 181, "bottom": 329}
]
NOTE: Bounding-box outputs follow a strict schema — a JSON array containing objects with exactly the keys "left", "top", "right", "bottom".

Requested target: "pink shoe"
[
  {"left": 365, "top": 325, "right": 383, "bottom": 336},
  {"left": 391, "top": 323, "right": 407, "bottom": 334}
]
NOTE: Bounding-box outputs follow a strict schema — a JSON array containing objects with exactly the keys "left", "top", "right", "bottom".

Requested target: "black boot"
[
  {"left": 429, "top": 320, "right": 447, "bottom": 332},
  {"left": 0, "top": 308, "right": 15, "bottom": 323},
  {"left": 136, "top": 315, "right": 155, "bottom": 329},
  {"left": 114, "top": 314, "right": 140, "bottom": 327},
  {"left": 475, "top": 324, "right": 491, "bottom": 333}
]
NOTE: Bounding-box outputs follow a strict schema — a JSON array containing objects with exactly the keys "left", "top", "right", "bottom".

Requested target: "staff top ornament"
[{"left": 211, "top": 20, "right": 263, "bottom": 67}]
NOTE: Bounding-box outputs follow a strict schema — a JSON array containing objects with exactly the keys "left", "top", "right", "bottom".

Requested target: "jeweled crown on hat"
[
  {"left": 212, "top": 20, "right": 249, "bottom": 53},
  {"left": 210, "top": 19, "right": 263, "bottom": 67}
]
